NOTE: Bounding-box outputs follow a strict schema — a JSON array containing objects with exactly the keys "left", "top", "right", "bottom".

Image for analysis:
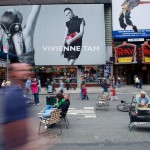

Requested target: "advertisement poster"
[
  {"left": 114, "top": 41, "right": 150, "bottom": 64},
  {"left": 112, "top": 0, "right": 150, "bottom": 39},
  {"left": 0, "top": 4, "right": 106, "bottom": 65}
]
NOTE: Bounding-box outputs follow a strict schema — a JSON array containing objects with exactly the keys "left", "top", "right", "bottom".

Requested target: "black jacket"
[{"left": 60, "top": 100, "right": 70, "bottom": 117}]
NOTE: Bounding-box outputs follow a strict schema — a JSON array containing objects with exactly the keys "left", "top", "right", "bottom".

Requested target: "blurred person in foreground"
[{"left": 1, "top": 63, "right": 33, "bottom": 150}]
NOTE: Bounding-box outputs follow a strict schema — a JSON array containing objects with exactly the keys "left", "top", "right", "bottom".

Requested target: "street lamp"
[{"left": 0, "top": 22, "right": 21, "bottom": 81}]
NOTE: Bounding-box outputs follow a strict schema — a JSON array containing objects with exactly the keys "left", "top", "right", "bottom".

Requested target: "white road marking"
[
  {"left": 69, "top": 108, "right": 76, "bottom": 110},
  {"left": 84, "top": 107, "right": 94, "bottom": 110},
  {"left": 68, "top": 107, "right": 96, "bottom": 118}
]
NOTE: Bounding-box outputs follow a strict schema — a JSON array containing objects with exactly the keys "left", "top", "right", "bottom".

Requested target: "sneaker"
[
  {"left": 133, "top": 25, "right": 138, "bottom": 32},
  {"left": 37, "top": 103, "right": 40, "bottom": 106}
]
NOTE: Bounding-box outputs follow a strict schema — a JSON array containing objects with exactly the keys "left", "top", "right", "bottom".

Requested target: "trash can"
[
  {"left": 47, "top": 85, "right": 53, "bottom": 93},
  {"left": 46, "top": 95, "right": 57, "bottom": 105}
]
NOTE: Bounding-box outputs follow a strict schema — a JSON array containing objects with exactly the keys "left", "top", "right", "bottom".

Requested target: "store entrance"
[{"left": 128, "top": 65, "right": 148, "bottom": 84}]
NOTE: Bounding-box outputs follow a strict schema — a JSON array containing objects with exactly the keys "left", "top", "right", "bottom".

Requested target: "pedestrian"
[
  {"left": 139, "top": 76, "right": 142, "bottom": 89},
  {"left": 31, "top": 77, "right": 40, "bottom": 105},
  {"left": 1, "top": 63, "right": 32, "bottom": 149},
  {"left": 133, "top": 75, "right": 137, "bottom": 87},
  {"left": 117, "top": 76, "right": 121, "bottom": 88},
  {"left": 81, "top": 84, "right": 89, "bottom": 100},
  {"left": 51, "top": 78, "right": 56, "bottom": 92},
  {"left": 110, "top": 86, "right": 119, "bottom": 101},
  {"left": 65, "top": 76, "right": 70, "bottom": 90},
  {"left": 25, "top": 77, "right": 32, "bottom": 100},
  {"left": 101, "top": 78, "right": 109, "bottom": 93},
  {"left": 59, "top": 79, "right": 64, "bottom": 93},
  {"left": 80, "top": 76, "right": 85, "bottom": 100},
  {"left": 135, "top": 76, "right": 139, "bottom": 88}
]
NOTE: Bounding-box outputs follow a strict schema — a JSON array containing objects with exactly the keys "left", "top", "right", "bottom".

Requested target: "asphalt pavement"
[
  {"left": 1, "top": 85, "right": 150, "bottom": 150},
  {"left": 24, "top": 85, "right": 150, "bottom": 150}
]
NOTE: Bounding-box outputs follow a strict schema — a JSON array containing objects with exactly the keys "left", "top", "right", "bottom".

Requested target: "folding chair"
[
  {"left": 38, "top": 109, "right": 62, "bottom": 139},
  {"left": 96, "top": 92, "right": 110, "bottom": 111}
]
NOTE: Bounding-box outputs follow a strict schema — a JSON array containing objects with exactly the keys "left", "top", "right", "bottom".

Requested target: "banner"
[
  {"left": 112, "top": 0, "right": 150, "bottom": 39},
  {"left": 0, "top": 4, "right": 106, "bottom": 65},
  {"left": 114, "top": 41, "right": 150, "bottom": 64}
]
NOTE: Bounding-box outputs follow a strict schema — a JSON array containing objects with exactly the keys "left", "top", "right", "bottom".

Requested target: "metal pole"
[{"left": 6, "top": 51, "right": 9, "bottom": 81}]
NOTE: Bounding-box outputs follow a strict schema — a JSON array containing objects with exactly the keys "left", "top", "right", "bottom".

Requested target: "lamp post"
[{"left": 0, "top": 22, "right": 21, "bottom": 81}]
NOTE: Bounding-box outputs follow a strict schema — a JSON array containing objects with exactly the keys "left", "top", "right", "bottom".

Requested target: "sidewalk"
[{"left": 39, "top": 85, "right": 150, "bottom": 95}]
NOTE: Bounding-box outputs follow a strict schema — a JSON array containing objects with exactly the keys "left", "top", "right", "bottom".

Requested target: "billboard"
[
  {"left": 0, "top": 4, "right": 106, "bottom": 66},
  {"left": 112, "top": 0, "right": 150, "bottom": 39},
  {"left": 114, "top": 41, "right": 150, "bottom": 64}
]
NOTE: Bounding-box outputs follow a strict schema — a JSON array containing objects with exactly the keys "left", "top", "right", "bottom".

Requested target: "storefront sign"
[
  {"left": 114, "top": 41, "right": 150, "bottom": 64},
  {"left": 142, "top": 42, "right": 150, "bottom": 63},
  {"left": 115, "top": 42, "right": 136, "bottom": 63}
]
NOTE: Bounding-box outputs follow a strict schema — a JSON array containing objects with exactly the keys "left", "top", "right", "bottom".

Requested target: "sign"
[
  {"left": 112, "top": 0, "right": 150, "bottom": 39},
  {"left": 115, "top": 42, "right": 136, "bottom": 63},
  {"left": 142, "top": 42, "right": 150, "bottom": 63},
  {"left": 114, "top": 41, "right": 150, "bottom": 64},
  {"left": 0, "top": 4, "right": 106, "bottom": 65}
]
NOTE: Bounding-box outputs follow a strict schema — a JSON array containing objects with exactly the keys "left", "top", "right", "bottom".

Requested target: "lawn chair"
[
  {"left": 38, "top": 109, "right": 62, "bottom": 139},
  {"left": 96, "top": 92, "right": 110, "bottom": 111}
]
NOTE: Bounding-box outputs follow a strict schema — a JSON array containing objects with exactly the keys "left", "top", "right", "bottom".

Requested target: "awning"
[{"left": 0, "top": 51, "right": 18, "bottom": 62}]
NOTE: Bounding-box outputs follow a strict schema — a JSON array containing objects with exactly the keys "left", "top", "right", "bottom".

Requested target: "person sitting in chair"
[
  {"left": 130, "top": 91, "right": 150, "bottom": 122},
  {"left": 61, "top": 93, "right": 70, "bottom": 117},
  {"left": 41, "top": 93, "right": 65, "bottom": 118},
  {"left": 135, "top": 91, "right": 150, "bottom": 114}
]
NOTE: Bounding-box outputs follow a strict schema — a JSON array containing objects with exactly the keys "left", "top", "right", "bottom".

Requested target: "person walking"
[
  {"left": 25, "top": 77, "right": 32, "bottom": 100},
  {"left": 135, "top": 76, "right": 139, "bottom": 88},
  {"left": 81, "top": 84, "right": 89, "bottom": 100},
  {"left": 59, "top": 79, "right": 64, "bottom": 93},
  {"left": 2, "top": 63, "right": 32, "bottom": 149},
  {"left": 31, "top": 77, "right": 39, "bottom": 105},
  {"left": 101, "top": 78, "right": 109, "bottom": 93},
  {"left": 117, "top": 76, "right": 121, "bottom": 88},
  {"left": 139, "top": 76, "right": 142, "bottom": 89},
  {"left": 80, "top": 76, "right": 85, "bottom": 100}
]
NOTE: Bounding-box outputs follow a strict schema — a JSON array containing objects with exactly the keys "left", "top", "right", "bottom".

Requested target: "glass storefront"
[{"left": 34, "top": 65, "right": 107, "bottom": 87}]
